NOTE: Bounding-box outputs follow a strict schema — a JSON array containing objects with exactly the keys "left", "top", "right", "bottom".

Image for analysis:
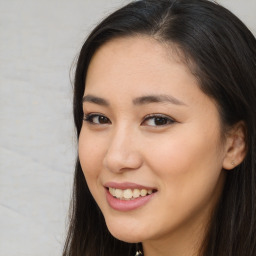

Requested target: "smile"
[
  {"left": 105, "top": 183, "right": 157, "bottom": 211},
  {"left": 108, "top": 187, "right": 153, "bottom": 200}
]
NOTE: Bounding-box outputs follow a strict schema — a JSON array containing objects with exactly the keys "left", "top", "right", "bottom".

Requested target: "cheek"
[
  {"left": 146, "top": 124, "right": 223, "bottom": 172},
  {"left": 144, "top": 128, "right": 224, "bottom": 201},
  {"left": 78, "top": 130, "right": 105, "bottom": 184},
  {"left": 140, "top": 132, "right": 225, "bottom": 236}
]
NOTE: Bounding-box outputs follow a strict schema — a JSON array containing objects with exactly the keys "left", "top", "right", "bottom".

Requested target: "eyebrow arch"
[
  {"left": 133, "top": 94, "right": 187, "bottom": 106},
  {"left": 82, "top": 95, "right": 109, "bottom": 106},
  {"left": 82, "top": 94, "right": 186, "bottom": 107}
]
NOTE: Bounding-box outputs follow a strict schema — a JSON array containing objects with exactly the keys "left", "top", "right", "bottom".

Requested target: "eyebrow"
[
  {"left": 133, "top": 94, "right": 187, "bottom": 106},
  {"left": 82, "top": 95, "right": 109, "bottom": 106},
  {"left": 82, "top": 94, "right": 186, "bottom": 106}
]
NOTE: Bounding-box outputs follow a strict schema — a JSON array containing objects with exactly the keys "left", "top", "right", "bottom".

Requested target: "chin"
[
  {"left": 110, "top": 232, "right": 143, "bottom": 244},
  {"left": 106, "top": 221, "right": 146, "bottom": 243}
]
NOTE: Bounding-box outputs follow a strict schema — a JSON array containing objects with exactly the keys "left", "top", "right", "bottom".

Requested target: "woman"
[{"left": 63, "top": 0, "right": 256, "bottom": 255}]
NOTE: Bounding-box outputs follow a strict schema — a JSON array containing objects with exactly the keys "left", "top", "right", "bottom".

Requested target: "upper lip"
[{"left": 104, "top": 181, "right": 156, "bottom": 190}]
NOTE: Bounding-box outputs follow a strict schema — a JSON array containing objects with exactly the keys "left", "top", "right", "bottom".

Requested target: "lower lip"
[{"left": 105, "top": 189, "right": 156, "bottom": 211}]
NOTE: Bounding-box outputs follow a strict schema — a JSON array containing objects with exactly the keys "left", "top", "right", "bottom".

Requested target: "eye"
[
  {"left": 142, "top": 114, "right": 175, "bottom": 127},
  {"left": 83, "top": 113, "right": 111, "bottom": 125}
]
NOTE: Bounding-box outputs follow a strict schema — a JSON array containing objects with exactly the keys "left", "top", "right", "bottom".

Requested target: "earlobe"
[{"left": 222, "top": 122, "right": 247, "bottom": 170}]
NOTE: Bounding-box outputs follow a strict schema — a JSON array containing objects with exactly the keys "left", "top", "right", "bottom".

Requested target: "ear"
[{"left": 222, "top": 121, "right": 247, "bottom": 170}]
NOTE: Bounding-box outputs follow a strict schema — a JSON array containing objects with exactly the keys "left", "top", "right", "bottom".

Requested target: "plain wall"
[{"left": 0, "top": 1, "right": 255, "bottom": 255}]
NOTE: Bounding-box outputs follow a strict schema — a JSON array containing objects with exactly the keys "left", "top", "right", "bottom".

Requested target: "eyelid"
[
  {"left": 83, "top": 112, "right": 175, "bottom": 127},
  {"left": 142, "top": 113, "right": 176, "bottom": 126},
  {"left": 83, "top": 112, "right": 111, "bottom": 125}
]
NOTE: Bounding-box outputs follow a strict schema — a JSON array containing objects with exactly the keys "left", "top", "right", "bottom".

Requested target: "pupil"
[
  {"left": 155, "top": 117, "right": 167, "bottom": 125},
  {"left": 99, "top": 116, "right": 108, "bottom": 124}
]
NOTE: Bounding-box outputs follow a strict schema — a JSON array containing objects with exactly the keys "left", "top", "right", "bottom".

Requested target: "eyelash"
[
  {"left": 142, "top": 114, "right": 175, "bottom": 126},
  {"left": 83, "top": 113, "right": 111, "bottom": 125},
  {"left": 83, "top": 113, "right": 175, "bottom": 127}
]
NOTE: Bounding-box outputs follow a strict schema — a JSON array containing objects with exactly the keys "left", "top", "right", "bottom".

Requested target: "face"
[{"left": 79, "top": 36, "right": 227, "bottom": 245}]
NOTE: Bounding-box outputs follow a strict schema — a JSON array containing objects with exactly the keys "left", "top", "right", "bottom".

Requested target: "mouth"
[
  {"left": 107, "top": 187, "right": 157, "bottom": 200},
  {"left": 104, "top": 182, "right": 157, "bottom": 211}
]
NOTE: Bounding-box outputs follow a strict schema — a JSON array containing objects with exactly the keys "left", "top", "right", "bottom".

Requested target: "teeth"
[
  {"left": 123, "top": 189, "right": 133, "bottom": 199},
  {"left": 115, "top": 189, "right": 123, "bottom": 198},
  {"left": 140, "top": 189, "right": 147, "bottom": 196},
  {"left": 109, "top": 187, "right": 154, "bottom": 200},
  {"left": 133, "top": 189, "right": 140, "bottom": 198},
  {"left": 109, "top": 187, "right": 115, "bottom": 196}
]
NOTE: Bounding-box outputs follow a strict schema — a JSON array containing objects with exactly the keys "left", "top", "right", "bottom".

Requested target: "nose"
[{"left": 103, "top": 127, "right": 143, "bottom": 173}]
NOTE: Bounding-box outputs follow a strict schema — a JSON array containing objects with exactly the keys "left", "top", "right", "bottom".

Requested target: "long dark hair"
[{"left": 63, "top": 0, "right": 256, "bottom": 255}]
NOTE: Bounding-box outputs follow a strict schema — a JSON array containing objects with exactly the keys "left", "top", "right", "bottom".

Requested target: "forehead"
[
  {"left": 85, "top": 36, "right": 197, "bottom": 96},
  {"left": 88, "top": 36, "right": 187, "bottom": 71}
]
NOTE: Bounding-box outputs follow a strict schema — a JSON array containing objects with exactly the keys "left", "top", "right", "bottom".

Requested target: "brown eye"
[
  {"left": 83, "top": 114, "right": 111, "bottom": 125},
  {"left": 97, "top": 116, "right": 110, "bottom": 124},
  {"left": 142, "top": 115, "right": 175, "bottom": 126}
]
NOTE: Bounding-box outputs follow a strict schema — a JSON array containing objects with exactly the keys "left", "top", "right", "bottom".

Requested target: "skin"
[{"left": 78, "top": 36, "right": 244, "bottom": 256}]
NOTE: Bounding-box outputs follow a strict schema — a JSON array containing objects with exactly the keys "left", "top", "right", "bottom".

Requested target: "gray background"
[{"left": 0, "top": 0, "right": 255, "bottom": 255}]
